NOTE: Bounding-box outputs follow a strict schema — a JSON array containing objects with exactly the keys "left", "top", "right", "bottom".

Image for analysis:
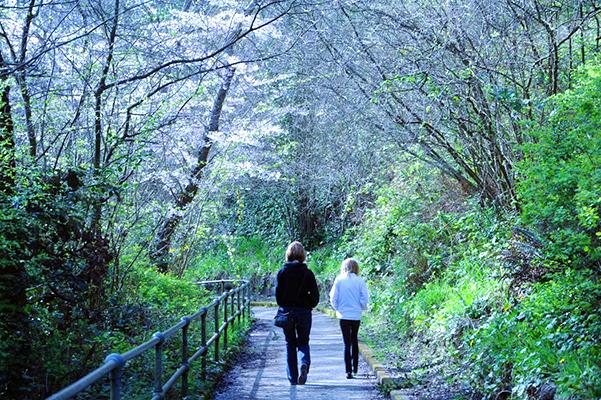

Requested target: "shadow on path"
[{"left": 213, "top": 307, "right": 384, "bottom": 400}]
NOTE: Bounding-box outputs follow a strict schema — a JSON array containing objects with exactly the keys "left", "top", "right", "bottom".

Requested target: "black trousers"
[{"left": 339, "top": 319, "right": 361, "bottom": 373}]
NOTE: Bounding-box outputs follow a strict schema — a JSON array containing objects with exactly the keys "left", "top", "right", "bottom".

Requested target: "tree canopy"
[{"left": 0, "top": 0, "right": 599, "bottom": 398}]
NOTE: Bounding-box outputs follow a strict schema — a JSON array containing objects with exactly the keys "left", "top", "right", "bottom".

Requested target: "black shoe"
[
  {"left": 346, "top": 372, "right": 353, "bottom": 379},
  {"left": 299, "top": 364, "right": 308, "bottom": 385},
  {"left": 353, "top": 367, "right": 358, "bottom": 374}
]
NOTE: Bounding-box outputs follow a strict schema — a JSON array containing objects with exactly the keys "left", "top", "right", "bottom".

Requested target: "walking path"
[{"left": 213, "top": 306, "right": 385, "bottom": 400}]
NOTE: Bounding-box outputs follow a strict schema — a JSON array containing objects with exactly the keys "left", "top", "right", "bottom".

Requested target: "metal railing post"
[
  {"left": 46, "top": 279, "right": 252, "bottom": 400},
  {"left": 246, "top": 284, "right": 251, "bottom": 318},
  {"left": 201, "top": 308, "right": 207, "bottom": 381},
  {"left": 237, "top": 288, "right": 242, "bottom": 324},
  {"left": 105, "top": 354, "right": 125, "bottom": 400},
  {"left": 152, "top": 332, "right": 165, "bottom": 399},
  {"left": 223, "top": 294, "right": 228, "bottom": 351},
  {"left": 230, "top": 288, "right": 235, "bottom": 327},
  {"left": 241, "top": 284, "right": 246, "bottom": 320},
  {"left": 180, "top": 317, "right": 190, "bottom": 398},
  {"left": 214, "top": 301, "right": 220, "bottom": 361}
]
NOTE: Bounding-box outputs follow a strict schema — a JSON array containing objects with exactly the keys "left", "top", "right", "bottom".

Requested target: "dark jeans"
[
  {"left": 281, "top": 307, "right": 312, "bottom": 384},
  {"left": 339, "top": 319, "right": 361, "bottom": 373}
]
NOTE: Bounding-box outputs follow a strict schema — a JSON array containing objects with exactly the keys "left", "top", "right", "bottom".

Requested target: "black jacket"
[{"left": 275, "top": 262, "right": 320, "bottom": 309}]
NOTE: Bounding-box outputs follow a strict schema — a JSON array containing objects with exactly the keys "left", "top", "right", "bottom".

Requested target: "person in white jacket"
[{"left": 329, "top": 258, "right": 369, "bottom": 379}]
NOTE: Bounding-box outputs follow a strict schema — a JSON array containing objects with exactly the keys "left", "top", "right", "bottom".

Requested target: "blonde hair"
[
  {"left": 340, "top": 258, "right": 359, "bottom": 275},
  {"left": 286, "top": 241, "right": 306, "bottom": 262}
]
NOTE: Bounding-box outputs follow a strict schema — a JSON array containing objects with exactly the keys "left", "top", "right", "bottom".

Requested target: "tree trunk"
[
  {"left": 18, "top": 79, "right": 36, "bottom": 158},
  {"left": 0, "top": 53, "right": 15, "bottom": 195},
  {"left": 151, "top": 0, "right": 259, "bottom": 272},
  {"left": 18, "top": 0, "right": 37, "bottom": 159},
  {"left": 152, "top": 66, "right": 236, "bottom": 273},
  {"left": 88, "top": 0, "right": 119, "bottom": 305},
  {"left": 0, "top": 51, "right": 31, "bottom": 400}
]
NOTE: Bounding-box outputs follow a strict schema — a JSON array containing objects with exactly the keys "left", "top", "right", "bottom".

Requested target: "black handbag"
[
  {"left": 274, "top": 271, "right": 307, "bottom": 329},
  {"left": 274, "top": 309, "right": 291, "bottom": 328}
]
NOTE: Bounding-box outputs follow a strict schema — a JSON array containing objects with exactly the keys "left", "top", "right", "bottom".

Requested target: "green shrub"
[
  {"left": 129, "top": 264, "right": 209, "bottom": 322},
  {"left": 517, "top": 63, "right": 601, "bottom": 266},
  {"left": 316, "top": 166, "right": 512, "bottom": 345},
  {"left": 188, "top": 235, "right": 281, "bottom": 280},
  {"left": 465, "top": 269, "right": 600, "bottom": 399}
]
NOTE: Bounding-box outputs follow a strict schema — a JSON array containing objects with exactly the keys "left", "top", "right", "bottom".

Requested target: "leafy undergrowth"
[
  {"left": 39, "top": 248, "right": 253, "bottom": 399},
  {"left": 311, "top": 159, "right": 600, "bottom": 399},
  {"left": 187, "top": 236, "right": 282, "bottom": 290},
  {"left": 102, "top": 315, "right": 253, "bottom": 400},
  {"left": 465, "top": 269, "right": 600, "bottom": 399},
  {"left": 116, "top": 255, "right": 255, "bottom": 399},
  {"left": 191, "top": 317, "right": 253, "bottom": 400}
]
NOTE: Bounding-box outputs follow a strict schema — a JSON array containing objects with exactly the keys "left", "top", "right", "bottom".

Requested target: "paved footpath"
[{"left": 213, "top": 306, "right": 385, "bottom": 400}]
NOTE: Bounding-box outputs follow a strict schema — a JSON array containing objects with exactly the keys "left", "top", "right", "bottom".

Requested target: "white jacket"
[{"left": 329, "top": 273, "right": 369, "bottom": 320}]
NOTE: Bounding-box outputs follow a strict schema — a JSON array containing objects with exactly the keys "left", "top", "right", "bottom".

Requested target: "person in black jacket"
[{"left": 275, "top": 241, "right": 320, "bottom": 385}]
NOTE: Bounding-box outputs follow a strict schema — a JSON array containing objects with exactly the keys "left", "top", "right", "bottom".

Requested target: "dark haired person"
[
  {"left": 275, "top": 241, "right": 320, "bottom": 385},
  {"left": 329, "top": 258, "right": 369, "bottom": 379}
]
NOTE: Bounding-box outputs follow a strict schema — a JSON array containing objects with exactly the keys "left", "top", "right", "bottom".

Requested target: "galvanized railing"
[{"left": 47, "top": 279, "right": 252, "bottom": 400}]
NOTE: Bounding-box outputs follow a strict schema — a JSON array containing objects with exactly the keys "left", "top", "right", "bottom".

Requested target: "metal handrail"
[
  {"left": 196, "top": 279, "right": 247, "bottom": 285},
  {"left": 47, "top": 279, "right": 252, "bottom": 400}
]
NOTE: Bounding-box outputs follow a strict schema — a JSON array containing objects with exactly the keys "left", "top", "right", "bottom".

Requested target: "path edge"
[
  {"left": 251, "top": 301, "right": 408, "bottom": 400},
  {"left": 316, "top": 306, "right": 410, "bottom": 400}
]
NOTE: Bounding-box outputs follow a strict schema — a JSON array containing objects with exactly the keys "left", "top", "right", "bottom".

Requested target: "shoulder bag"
[{"left": 274, "top": 271, "right": 307, "bottom": 328}]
